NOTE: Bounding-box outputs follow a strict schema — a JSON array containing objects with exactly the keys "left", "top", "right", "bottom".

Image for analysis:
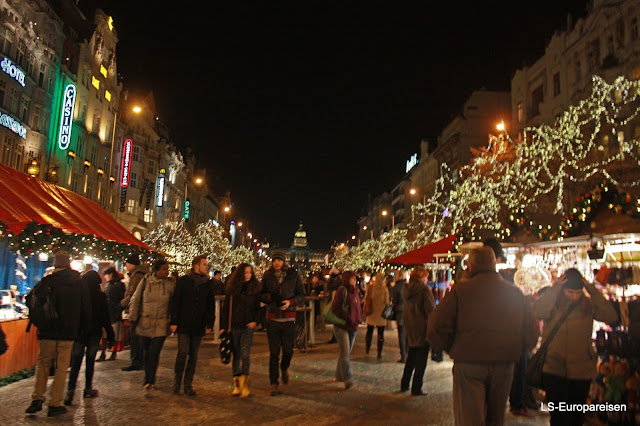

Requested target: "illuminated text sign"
[
  {"left": 1, "top": 57, "right": 25, "bottom": 87},
  {"left": 184, "top": 200, "right": 190, "bottom": 220},
  {"left": 120, "top": 139, "right": 133, "bottom": 188},
  {"left": 406, "top": 153, "right": 418, "bottom": 174},
  {"left": 156, "top": 176, "right": 165, "bottom": 207},
  {"left": 0, "top": 113, "right": 26, "bottom": 139},
  {"left": 57, "top": 84, "right": 77, "bottom": 150}
]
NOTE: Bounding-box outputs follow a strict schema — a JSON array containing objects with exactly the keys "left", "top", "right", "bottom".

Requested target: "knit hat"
[
  {"left": 125, "top": 254, "right": 140, "bottom": 266},
  {"left": 53, "top": 251, "right": 70, "bottom": 268},
  {"left": 563, "top": 268, "right": 584, "bottom": 290},
  {"left": 271, "top": 250, "right": 287, "bottom": 262}
]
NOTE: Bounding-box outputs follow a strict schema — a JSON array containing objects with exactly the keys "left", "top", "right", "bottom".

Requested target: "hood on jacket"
[
  {"left": 403, "top": 279, "right": 426, "bottom": 302},
  {"left": 130, "top": 264, "right": 150, "bottom": 277}
]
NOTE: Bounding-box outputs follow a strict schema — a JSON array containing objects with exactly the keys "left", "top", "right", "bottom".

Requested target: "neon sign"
[
  {"left": 57, "top": 84, "right": 77, "bottom": 150},
  {"left": 120, "top": 139, "right": 133, "bottom": 188},
  {"left": 1, "top": 57, "right": 25, "bottom": 87},
  {"left": 184, "top": 200, "right": 190, "bottom": 220},
  {"left": 406, "top": 153, "right": 418, "bottom": 173},
  {"left": 156, "top": 176, "right": 165, "bottom": 207},
  {"left": 0, "top": 113, "right": 26, "bottom": 139}
]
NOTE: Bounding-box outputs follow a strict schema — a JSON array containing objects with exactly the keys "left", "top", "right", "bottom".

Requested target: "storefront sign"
[
  {"left": 0, "top": 113, "right": 26, "bottom": 139},
  {"left": 57, "top": 84, "right": 77, "bottom": 150},
  {"left": 184, "top": 199, "right": 190, "bottom": 220},
  {"left": 1, "top": 57, "right": 25, "bottom": 87},
  {"left": 120, "top": 139, "right": 133, "bottom": 188},
  {"left": 156, "top": 176, "right": 165, "bottom": 207},
  {"left": 406, "top": 153, "right": 418, "bottom": 174}
]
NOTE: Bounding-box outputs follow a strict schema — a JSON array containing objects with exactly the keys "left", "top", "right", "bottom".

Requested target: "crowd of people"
[{"left": 15, "top": 241, "right": 632, "bottom": 426}]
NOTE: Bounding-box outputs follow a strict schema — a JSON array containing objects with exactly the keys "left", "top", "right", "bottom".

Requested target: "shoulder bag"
[
  {"left": 219, "top": 296, "right": 233, "bottom": 364},
  {"left": 526, "top": 302, "right": 577, "bottom": 389},
  {"left": 323, "top": 287, "right": 348, "bottom": 326}
]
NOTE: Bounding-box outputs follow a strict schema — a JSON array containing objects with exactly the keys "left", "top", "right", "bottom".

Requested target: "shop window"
[
  {"left": 0, "top": 28, "right": 14, "bottom": 55},
  {"left": 127, "top": 199, "right": 136, "bottom": 215},
  {"left": 32, "top": 105, "right": 41, "bottom": 132},
  {"left": 144, "top": 208, "right": 153, "bottom": 223},
  {"left": 38, "top": 63, "right": 46, "bottom": 88},
  {"left": 16, "top": 41, "right": 26, "bottom": 68},
  {"left": 9, "top": 87, "right": 19, "bottom": 114},
  {"left": 20, "top": 97, "right": 29, "bottom": 122}
]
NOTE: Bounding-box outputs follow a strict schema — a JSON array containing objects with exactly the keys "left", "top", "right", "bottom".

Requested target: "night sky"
[{"left": 80, "top": 0, "right": 588, "bottom": 249}]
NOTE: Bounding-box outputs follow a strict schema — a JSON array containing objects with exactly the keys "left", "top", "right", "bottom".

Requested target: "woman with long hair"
[
  {"left": 533, "top": 268, "right": 618, "bottom": 426},
  {"left": 399, "top": 266, "right": 436, "bottom": 395},
  {"left": 331, "top": 270, "right": 363, "bottom": 389},
  {"left": 364, "top": 272, "right": 389, "bottom": 360},
  {"left": 220, "top": 263, "right": 263, "bottom": 397}
]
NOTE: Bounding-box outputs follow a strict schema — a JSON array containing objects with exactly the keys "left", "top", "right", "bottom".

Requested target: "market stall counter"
[{"left": 0, "top": 319, "right": 38, "bottom": 377}]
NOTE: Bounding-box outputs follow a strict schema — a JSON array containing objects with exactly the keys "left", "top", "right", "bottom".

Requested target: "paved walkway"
[{"left": 0, "top": 326, "right": 551, "bottom": 425}]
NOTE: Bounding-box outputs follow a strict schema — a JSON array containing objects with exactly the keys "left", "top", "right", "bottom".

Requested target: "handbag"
[
  {"left": 526, "top": 302, "right": 576, "bottom": 389},
  {"left": 323, "top": 287, "right": 348, "bottom": 326},
  {"left": 381, "top": 303, "right": 394, "bottom": 320},
  {"left": 219, "top": 296, "right": 233, "bottom": 364}
]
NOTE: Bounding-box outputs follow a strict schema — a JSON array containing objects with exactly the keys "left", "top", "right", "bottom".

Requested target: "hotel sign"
[
  {"left": 57, "top": 84, "right": 77, "bottom": 150},
  {"left": 156, "top": 176, "right": 165, "bottom": 207},
  {"left": 1, "top": 57, "right": 25, "bottom": 87},
  {"left": 120, "top": 139, "right": 133, "bottom": 188}
]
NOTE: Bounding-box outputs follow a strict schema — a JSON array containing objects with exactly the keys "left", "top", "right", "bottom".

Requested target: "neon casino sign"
[
  {"left": 57, "top": 84, "right": 77, "bottom": 150},
  {"left": 120, "top": 139, "right": 133, "bottom": 188}
]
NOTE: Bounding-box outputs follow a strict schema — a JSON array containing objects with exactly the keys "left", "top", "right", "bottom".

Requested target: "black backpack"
[{"left": 26, "top": 276, "right": 58, "bottom": 331}]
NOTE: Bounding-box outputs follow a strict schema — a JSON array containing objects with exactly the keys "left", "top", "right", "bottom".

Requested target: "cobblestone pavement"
[{"left": 0, "top": 326, "right": 551, "bottom": 425}]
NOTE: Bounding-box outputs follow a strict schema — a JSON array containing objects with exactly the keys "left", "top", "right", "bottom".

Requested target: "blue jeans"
[
  {"left": 231, "top": 328, "right": 255, "bottom": 376},
  {"left": 334, "top": 327, "right": 356, "bottom": 382},
  {"left": 67, "top": 337, "right": 100, "bottom": 390}
]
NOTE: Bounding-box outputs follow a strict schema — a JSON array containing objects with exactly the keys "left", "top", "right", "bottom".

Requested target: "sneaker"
[
  {"left": 25, "top": 400, "right": 43, "bottom": 414},
  {"left": 143, "top": 383, "right": 155, "bottom": 392},
  {"left": 511, "top": 407, "right": 537, "bottom": 418},
  {"left": 270, "top": 384, "right": 281, "bottom": 396},
  {"left": 47, "top": 406, "right": 67, "bottom": 417},
  {"left": 83, "top": 389, "right": 99, "bottom": 398},
  {"left": 281, "top": 369, "right": 289, "bottom": 384}
]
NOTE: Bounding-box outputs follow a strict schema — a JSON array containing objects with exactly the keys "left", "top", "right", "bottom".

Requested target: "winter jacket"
[
  {"left": 261, "top": 266, "right": 306, "bottom": 320},
  {"left": 129, "top": 273, "right": 176, "bottom": 338},
  {"left": 32, "top": 267, "right": 92, "bottom": 341},
  {"left": 392, "top": 279, "right": 406, "bottom": 325},
  {"left": 534, "top": 283, "right": 618, "bottom": 380},
  {"left": 326, "top": 274, "right": 342, "bottom": 294},
  {"left": 171, "top": 271, "right": 216, "bottom": 336},
  {"left": 427, "top": 270, "right": 539, "bottom": 363},
  {"left": 79, "top": 270, "right": 115, "bottom": 343},
  {"left": 365, "top": 283, "right": 389, "bottom": 327},
  {"left": 121, "top": 264, "right": 150, "bottom": 310},
  {"left": 331, "top": 284, "right": 363, "bottom": 332},
  {"left": 403, "top": 279, "right": 436, "bottom": 347},
  {"left": 211, "top": 278, "right": 225, "bottom": 296},
  {"left": 221, "top": 278, "right": 263, "bottom": 330},
  {"left": 105, "top": 278, "right": 125, "bottom": 323}
]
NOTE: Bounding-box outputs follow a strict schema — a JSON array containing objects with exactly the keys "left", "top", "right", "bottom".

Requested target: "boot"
[
  {"left": 240, "top": 375, "right": 250, "bottom": 398},
  {"left": 232, "top": 377, "right": 241, "bottom": 396},
  {"left": 377, "top": 336, "right": 384, "bottom": 360},
  {"left": 63, "top": 390, "right": 74, "bottom": 406},
  {"left": 108, "top": 351, "right": 117, "bottom": 361},
  {"left": 365, "top": 333, "right": 372, "bottom": 354},
  {"left": 96, "top": 352, "right": 106, "bottom": 362}
]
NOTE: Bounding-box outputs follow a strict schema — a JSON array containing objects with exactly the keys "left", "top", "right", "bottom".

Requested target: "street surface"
[{"left": 0, "top": 326, "right": 550, "bottom": 425}]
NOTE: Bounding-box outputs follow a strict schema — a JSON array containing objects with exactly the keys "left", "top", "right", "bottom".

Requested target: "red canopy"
[
  {"left": 385, "top": 234, "right": 457, "bottom": 266},
  {"left": 0, "top": 163, "right": 150, "bottom": 250}
]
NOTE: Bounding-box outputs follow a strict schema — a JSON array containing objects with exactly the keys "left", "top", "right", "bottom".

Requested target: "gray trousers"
[{"left": 452, "top": 361, "right": 514, "bottom": 426}]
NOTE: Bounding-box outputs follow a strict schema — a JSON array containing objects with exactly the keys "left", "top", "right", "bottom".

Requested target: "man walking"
[
  {"left": 392, "top": 270, "right": 407, "bottom": 363},
  {"left": 25, "top": 251, "right": 91, "bottom": 417},
  {"left": 427, "top": 247, "right": 539, "bottom": 426},
  {"left": 121, "top": 254, "right": 149, "bottom": 372},
  {"left": 261, "top": 250, "right": 306, "bottom": 396},
  {"left": 171, "top": 255, "right": 216, "bottom": 396}
]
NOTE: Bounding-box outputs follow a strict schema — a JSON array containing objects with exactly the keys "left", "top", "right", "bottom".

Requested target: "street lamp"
[
  {"left": 496, "top": 120, "right": 505, "bottom": 132},
  {"left": 409, "top": 187, "right": 426, "bottom": 205},
  {"left": 184, "top": 175, "right": 205, "bottom": 221},
  {"left": 382, "top": 210, "right": 394, "bottom": 230}
]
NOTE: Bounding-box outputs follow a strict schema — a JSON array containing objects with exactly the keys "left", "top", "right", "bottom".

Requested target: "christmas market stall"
[{"left": 0, "top": 163, "right": 152, "bottom": 377}]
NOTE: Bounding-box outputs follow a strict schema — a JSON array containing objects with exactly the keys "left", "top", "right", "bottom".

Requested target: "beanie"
[
  {"left": 125, "top": 254, "right": 140, "bottom": 266},
  {"left": 54, "top": 251, "right": 70, "bottom": 268},
  {"left": 563, "top": 268, "right": 584, "bottom": 290},
  {"left": 271, "top": 250, "right": 287, "bottom": 262}
]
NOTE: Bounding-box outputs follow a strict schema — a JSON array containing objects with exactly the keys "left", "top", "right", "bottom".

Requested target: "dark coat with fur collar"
[{"left": 221, "top": 278, "right": 263, "bottom": 329}]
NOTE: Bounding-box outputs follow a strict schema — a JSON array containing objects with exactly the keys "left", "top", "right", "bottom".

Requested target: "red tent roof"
[
  {"left": 385, "top": 234, "right": 457, "bottom": 266},
  {"left": 0, "top": 163, "right": 150, "bottom": 250}
]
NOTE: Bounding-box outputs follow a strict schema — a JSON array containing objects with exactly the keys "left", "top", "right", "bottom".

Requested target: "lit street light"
[
  {"left": 382, "top": 209, "right": 394, "bottom": 230},
  {"left": 496, "top": 120, "right": 505, "bottom": 132},
  {"left": 409, "top": 187, "right": 426, "bottom": 205}
]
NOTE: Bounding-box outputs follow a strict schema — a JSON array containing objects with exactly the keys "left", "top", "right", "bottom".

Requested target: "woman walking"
[
  {"left": 220, "top": 263, "right": 262, "bottom": 398},
  {"left": 364, "top": 272, "right": 389, "bottom": 360},
  {"left": 400, "top": 266, "right": 436, "bottom": 395},
  {"left": 64, "top": 270, "right": 114, "bottom": 405},
  {"left": 97, "top": 266, "right": 125, "bottom": 361},
  {"left": 129, "top": 259, "right": 176, "bottom": 393},
  {"left": 533, "top": 268, "right": 618, "bottom": 426},
  {"left": 331, "top": 271, "right": 362, "bottom": 389}
]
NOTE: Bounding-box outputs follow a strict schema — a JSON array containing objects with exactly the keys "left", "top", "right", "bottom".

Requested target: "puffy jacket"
[
  {"left": 365, "top": 283, "right": 389, "bottom": 327},
  {"left": 105, "top": 278, "right": 125, "bottom": 323},
  {"left": 171, "top": 271, "right": 216, "bottom": 336},
  {"left": 129, "top": 273, "right": 176, "bottom": 338},
  {"left": 261, "top": 266, "right": 306, "bottom": 320},
  {"left": 534, "top": 283, "right": 618, "bottom": 380},
  {"left": 221, "top": 278, "right": 263, "bottom": 330},
  {"left": 403, "top": 278, "right": 436, "bottom": 347}
]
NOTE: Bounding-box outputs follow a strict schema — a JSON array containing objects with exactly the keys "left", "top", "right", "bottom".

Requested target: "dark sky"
[{"left": 80, "top": 0, "right": 588, "bottom": 249}]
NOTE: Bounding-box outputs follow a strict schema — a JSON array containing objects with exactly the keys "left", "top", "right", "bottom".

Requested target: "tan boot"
[
  {"left": 240, "top": 375, "right": 250, "bottom": 398},
  {"left": 232, "top": 376, "right": 241, "bottom": 396}
]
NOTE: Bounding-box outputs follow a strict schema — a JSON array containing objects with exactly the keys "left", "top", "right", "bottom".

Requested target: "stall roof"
[
  {"left": 385, "top": 234, "right": 457, "bottom": 266},
  {"left": 0, "top": 163, "right": 150, "bottom": 250}
]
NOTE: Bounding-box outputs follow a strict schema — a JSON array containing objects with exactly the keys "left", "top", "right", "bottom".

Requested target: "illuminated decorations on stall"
[
  {"left": 57, "top": 84, "right": 77, "bottom": 150},
  {"left": 405, "top": 153, "right": 418, "bottom": 174},
  {"left": 1, "top": 57, "right": 26, "bottom": 87},
  {"left": 0, "top": 113, "right": 26, "bottom": 139}
]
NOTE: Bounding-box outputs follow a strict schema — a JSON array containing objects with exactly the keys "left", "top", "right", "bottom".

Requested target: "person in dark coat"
[
  {"left": 65, "top": 270, "right": 115, "bottom": 405},
  {"left": 26, "top": 251, "right": 91, "bottom": 417},
  {"left": 212, "top": 270, "right": 225, "bottom": 295},
  {"left": 97, "top": 266, "right": 125, "bottom": 361},
  {"left": 261, "top": 250, "right": 306, "bottom": 396},
  {"left": 331, "top": 271, "right": 363, "bottom": 389},
  {"left": 121, "top": 254, "right": 149, "bottom": 372},
  {"left": 392, "top": 270, "right": 407, "bottom": 363},
  {"left": 220, "top": 263, "right": 263, "bottom": 397},
  {"left": 171, "top": 255, "right": 216, "bottom": 396},
  {"left": 326, "top": 268, "right": 342, "bottom": 344},
  {"left": 400, "top": 266, "right": 436, "bottom": 395}
]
